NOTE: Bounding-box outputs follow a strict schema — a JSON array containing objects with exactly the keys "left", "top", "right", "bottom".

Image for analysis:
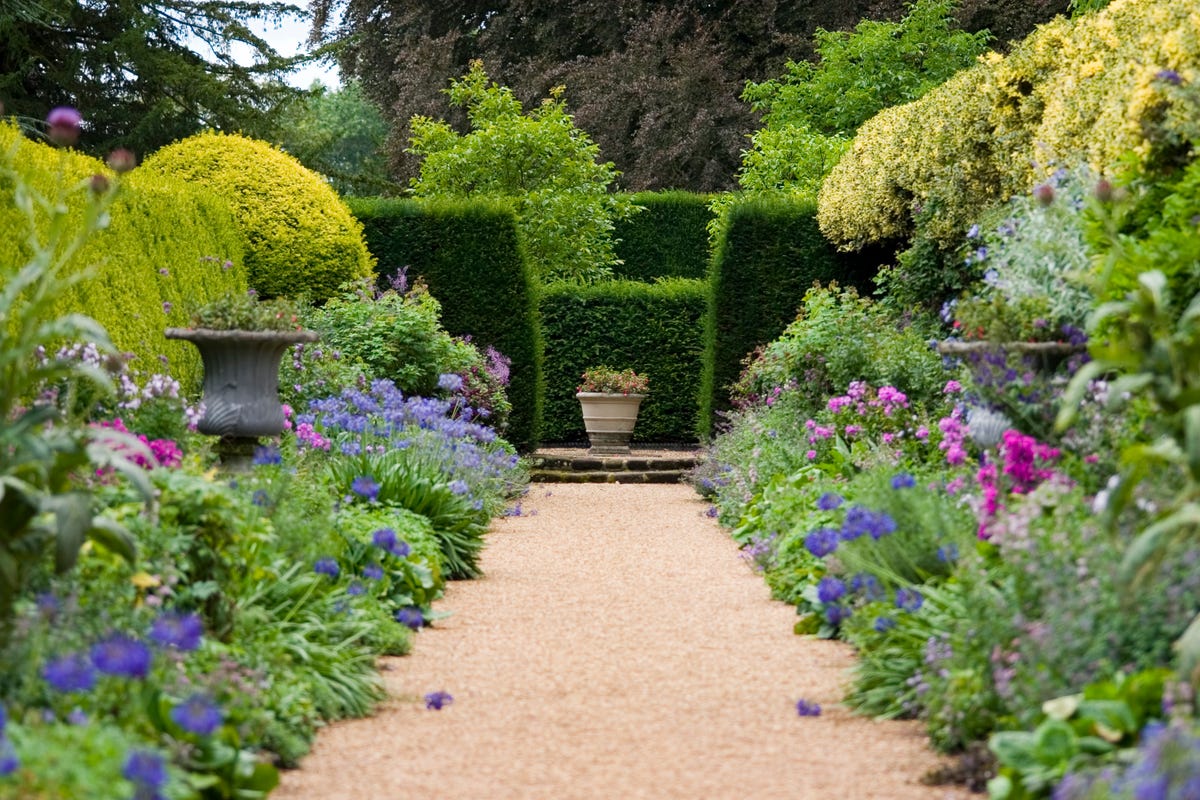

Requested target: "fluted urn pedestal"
[
  {"left": 166, "top": 327, "right": 318, "bottom": 468},
  {"left": 576, "top": 392, "right": 645, "bottom": 455}
]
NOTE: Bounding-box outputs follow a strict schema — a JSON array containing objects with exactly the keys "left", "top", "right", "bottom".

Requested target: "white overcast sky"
[{"left": 235, "top": 9, "right": 342, "bottom": 89}]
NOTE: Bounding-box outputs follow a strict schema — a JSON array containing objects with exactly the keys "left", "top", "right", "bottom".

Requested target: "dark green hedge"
[
  {"left": 347, "top": 197, "right": 543, "bottom": 450},
  {"left": 699, "top": 197, "right": 869, "bottom": 437},
  {"left": 612, "top": 192, "right": 715, "bottom": 281},
  {"left": 540, "top": 279, "right": 709, "bottom": 443}
]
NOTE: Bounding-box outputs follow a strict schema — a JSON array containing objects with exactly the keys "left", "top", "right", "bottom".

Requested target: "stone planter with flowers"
[
  {"left": 575, "top": 366, "right": 649, "bottom": 455},
  {"left": 166, "top": 290, "right": 317, "bottom": 468}
]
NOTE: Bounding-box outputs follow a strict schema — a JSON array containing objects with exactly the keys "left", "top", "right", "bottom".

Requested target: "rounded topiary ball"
[{"left": 139, "top": 131, "right": 374, "bottom": 302}]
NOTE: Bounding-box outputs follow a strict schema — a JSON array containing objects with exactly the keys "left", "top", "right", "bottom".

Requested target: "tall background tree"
[
  {"left": 310, "top": 0, "right": 1069, "bottom": 192},
  {"left": 0, "top": 0, "right": 314, "bottom": 157}
]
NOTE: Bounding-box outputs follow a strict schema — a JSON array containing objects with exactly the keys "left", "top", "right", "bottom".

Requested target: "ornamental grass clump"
[{"left": 577, "top": 366, "right": 649, "bottom": 396}]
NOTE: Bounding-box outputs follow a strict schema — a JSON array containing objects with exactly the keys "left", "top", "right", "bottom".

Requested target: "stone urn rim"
[
  {"left": 575, "top": 391, "right": 647, "bottom": 399},
  {"left": 165, "top": 326, "right": 319, "bottom": 344}
]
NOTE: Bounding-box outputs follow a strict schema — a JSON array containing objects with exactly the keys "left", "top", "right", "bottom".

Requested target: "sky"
[{"left": 234, "top": 10, "right": 342, "bottom": 89}]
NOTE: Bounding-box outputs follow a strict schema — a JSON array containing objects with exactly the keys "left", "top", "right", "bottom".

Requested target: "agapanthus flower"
[
  {"left": 396, "top": 607, "right": 424, "bottom": 630},
  {"left": 437, "top": 373, "right": 464, "bottom": 392},
  {"left": 874, "top": 616, "right": 897, "bottom": 633},
  {"left": 170, "top": 693, "right": 224, "bottom": 736},
  {"left": 90, "top": 635, "right": 152, "bottom": 679},
  {"left": 363, "top": 563, "right": 384, "bottom": 581},
  {"left": 895, "top": 588, "right": 924, "bottom": 613},
  {"left": 817, "top": 576, "right": 846, "bottom": 604},
  {"left": 350, "top": 475, "right": 380, "bottom": 502},
  {"left": 424, "top": 691, "right": 454, "bottom": 710},
  {"left": 795, "top": 699, "right": 822, "bottom": 717},
  {"left": 0, "top": 740, "right": 17, "bottom": 776},
  {"left": 347, "top": 581, "right": 366, "bottom": 596},
  {"left": 123, "top": 750, "right": 166, "bottom": 793},
  {"left": 890, "top": 473, "right": 916, "bottom": 490},
  {"left": 252, "top": 445, "right": 282, "bottom": 466},
  {"left": 43, "top": 653, "right": 96, "bottom": 693},
  {"left": 149, "top": 612, "right": 204, "bottom": 652},
  {"left": 804, "top": 528, "right": 839, "bottom": 558},
  {"left": 314, "top": 557, "right": 340, "bottom": 579},
  {"left": 816, "top": 493, "right": 843, "bottom": 511}
]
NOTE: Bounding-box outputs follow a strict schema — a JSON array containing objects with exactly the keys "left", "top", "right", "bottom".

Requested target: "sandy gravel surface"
[{"left": 273, "top": 483, "right": 968, "bottom": 800}]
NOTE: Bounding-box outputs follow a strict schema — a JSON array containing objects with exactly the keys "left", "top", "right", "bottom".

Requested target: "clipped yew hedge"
[
  {"left": 540, "top": 278, "right": 708, "bottom": 443},
  {"left": 612, "top": 191, "right": 715, "bottom": 281},
  {"left": 0, "top": 122, "right": 247, "bottom": 392},
  {"left": 347, "top": 197, "right": 543, "bottom": 450},
  {"left": 700, "top": 196, "right": 868, "bottom": 436}
]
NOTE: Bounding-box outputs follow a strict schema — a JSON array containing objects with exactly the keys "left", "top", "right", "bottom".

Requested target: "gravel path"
[{"left": 273, "top": 483, "right": 968, "bottom": 800}]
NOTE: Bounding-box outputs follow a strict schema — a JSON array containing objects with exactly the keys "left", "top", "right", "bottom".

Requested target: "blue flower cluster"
[
  {"left": 123, "top": 750, "right": 167, "bottom": 799},
  {"left": 0, "top": 705, "right": 17, "bottom": 777},
  {"left": 42, "top": 613, "right": 205, "bottom": 694},
  {"left": 795, "top": 699, "right": 822, "bottom": 717}
]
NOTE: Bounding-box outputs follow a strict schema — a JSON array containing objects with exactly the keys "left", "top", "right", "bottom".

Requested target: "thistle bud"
[
  {"left": 1033, "top": 183, "right": 1055, "bottom": 206},
  {"left": 46, "top": 106, "right": 82, "bottom": 147},
  {"left": 1094, "top": 179, "right": 1113, "bottom": 203},
  {"left": 106, "top": 148, "right": 136, "bottom": 173},
  {"left": 89, "top": 174, "right": 111, "bottom": 195}
]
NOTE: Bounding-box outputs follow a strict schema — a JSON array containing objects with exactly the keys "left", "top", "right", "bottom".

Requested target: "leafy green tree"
[
  {"left": 737, "top": 0, "right": 991, "bottom": 197},
  {"left": 273, "top": 80, "right": 394, "bottom": 197},
  {"left": 0, "top": 0, "right": 312, "bottom": 158},
  {"left": 311, "top": 0, "right": 1066, "bottom": 192},
  {"left": 407, "top": 61, "right": 634, "bottom": 284}
]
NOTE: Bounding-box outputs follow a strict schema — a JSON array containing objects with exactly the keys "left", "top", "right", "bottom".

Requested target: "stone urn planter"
[
  {"left": 576, "top": 392, "right": 645, "bottom": 455},
  {"left": 166, "top": 327, "right": 318, "bottom": 467}
]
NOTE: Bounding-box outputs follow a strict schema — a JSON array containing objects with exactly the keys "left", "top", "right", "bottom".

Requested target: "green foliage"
[
  {"left": 273, "top": 80, "right": 394, "bottom": 197},
  {"left": 0, "top": 0, "right": 307, "bottom": 158},
  {"left": 738, "top": 0, "right": 988, "bottom": 199},
  {"left": 730, "top": 283, "right": 946, "bottom": 420},
  {"left": 819, "top": 0, "right": 1200, "bottom": 286},
  {"left": 188, "top": 291, "right": 304, "bottom": 332},
  {"left": 699, "top": 197, "right": 869, "bottom": 435},
  {"left": 0, "top": 122, "right": 248, "bottom": 394},
  {"left": 540, "top": 278, "right": 708, "bottom": 442},
  {"left": 611, "top": 192, "right": 715, "bottom": 281},
  {"left": 348, "top": 196, "right": 542, "bottom": 449},
  {"left": 138, "top": 131, "right": 374, "bottom": 302},
  {"left": 407, "top": 61, "right": 635, "bottom": 284}
]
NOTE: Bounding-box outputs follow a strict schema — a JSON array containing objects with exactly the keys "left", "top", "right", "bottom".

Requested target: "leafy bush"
[
  {"left": 731, "top": 284, "right": 946, "bottom": 420},
  {"left": 407, "top": 60, "right": 635, "bottom": 284},
  {"left": 540, "top": 278, "right": 708, "bottom": 442},
  {"left": 738, "top": 0, "right": 988, "bottom": 199},
  {"left": 819, "top": 0, "right": 1200, "bottom": 298},
  {"left": 139, "top": 131, "right": 374, "bottom": 302},
  {"left": 347, "top": 196, "right": 542, "bottom": 450}
]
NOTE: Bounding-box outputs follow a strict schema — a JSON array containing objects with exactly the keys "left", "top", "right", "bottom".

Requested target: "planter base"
[
  {"left": 214, "top": 435, "right": 259, "bottom": 472},
  {"left": 577, "top": 392, "right": 645, "bottom": 456}
]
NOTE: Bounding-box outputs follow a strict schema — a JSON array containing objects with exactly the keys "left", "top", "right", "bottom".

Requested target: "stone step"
[{"left": 527, "top": 447, "right": 700, "bottom": 484}]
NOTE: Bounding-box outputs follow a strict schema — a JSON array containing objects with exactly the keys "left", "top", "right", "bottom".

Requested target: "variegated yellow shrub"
[
  {"left": 819, "top": 0, "right": 1200, "bottom": 252},
  {"left": 139, "top": 131, "right": 375, "bottom": 301},
  {"left": 0, "top": 122, "right": 247, "bottom": 392}
]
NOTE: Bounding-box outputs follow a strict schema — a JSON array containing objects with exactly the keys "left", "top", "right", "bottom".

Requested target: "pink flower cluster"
[
  {"left": 937, "top": 406, "right": 968, "bottom": 465},
  {"left": 295, "top": 422, "right": 331, "bottom": 451},
  {"left": 93, "top": 418, "right": 182, "bottom": 469},
  {"left": 975, "top": 430, "right": 1061, "bottom": 539}
]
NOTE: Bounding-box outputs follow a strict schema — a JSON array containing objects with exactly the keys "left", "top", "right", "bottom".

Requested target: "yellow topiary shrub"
[
  {"left": 818, "top": 0, "right": 1200, "bottom": 252},
  {"left": 0, "top": 122, "right": 247, "bottom": 392},
  {"left": 138, "top": 131, "right": 375, "bottom": 302}
]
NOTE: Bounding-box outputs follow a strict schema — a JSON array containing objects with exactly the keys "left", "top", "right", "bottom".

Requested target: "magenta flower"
[{"left": 46, "top": 106, "right": 82, "bottom": 146}]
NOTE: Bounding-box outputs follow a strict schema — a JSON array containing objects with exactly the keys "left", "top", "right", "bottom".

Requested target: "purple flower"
[
  {"left": 874, "top": 616, "right": 897, "bottom": 633},
  {"left": 817, "top": 576, "right": 846, "bottom": 604},
  {"left": 396, "top": 607, "right": 424, "bottom": 630},
  {"left": 363, "top": 563, "right": 384, "bottom": 581},
  {"left": 705, "top": 505, "right": 719, "bottom": 518},
  {"left": 424, "top": 690, "right": 454, "bottom": 710},
  {"left": 449, "top": 479, "right": 470, "bottom": 495},
  {"left": 890, "top": 473, "right": 915, "bottom": 490},
  {"left": 0, "top": 740, "right": 16, "bottom": 776},
  {"left": 122, "top": 750, "right": 167, "bottom": 790},
  {"left": 841, "top": 507, "right": 897, "bottom": 541},
  {"left": 372, "top": 527, "right": 397, "bottom": 551},
  {"left": 816, "top": 492, "right": 843, "bottom": 511},
  {"left": 170, "top": 693, "right": 224, "bottom": 736},
  {"left": 795, "top": 699, "right": 822, "bottom": 717},
  {"left": 161, "top": 301, "right": 172, "bottom": 314},
  {"left": 252, "top": 445, "right": 282, "bottom": 466},
  {"left": 936, "top": 544, "right": 959, "bottom": 563},
  {"left": 46, "top": 106, "right": 82, "bottom": 146},
  {"left": 67, "top": 708, "right": 88, "bottom": 725},
  {"left": 350, "top": 475, "right": 380, "bottom": 502},
  {"left": 1156, "top": 69, "right": 1183, "bottom": 86},
  {"left": 43, "top": 653, "right": 97, "bottom": 693},
  {"left": 149, "top": 612, "right": 204, "bottom": 652},
  {"left": 314, "top": 557, "right": 340, "bottom": 578},
  {"left": 824, "top": 605, "right": 852, "bottom": 626},
  {"left": 90, "top": 634, "right": 152, "bottom": 679},
  {"left": 347, "top": 581, "right": 366, "bottom": 596},
  {"left": 804, "top": 527, "right": 839, "bottom": 558},
  {"left": 895, "top": 588, "right": 924, "bottom": 613},
  {"left": 437, "top": 373, "right": 464, "bottom": 392}
]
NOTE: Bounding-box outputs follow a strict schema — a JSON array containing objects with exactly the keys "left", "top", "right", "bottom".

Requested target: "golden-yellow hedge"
[
  {"left": 138, "top": 131, "right": 374, "bottom": 301},
  {"left": 818, "top": 0, "right": 1200, "bottom": 250},
  {"left": 0, "top": 122, "right": 247, "bottom": 392}
]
